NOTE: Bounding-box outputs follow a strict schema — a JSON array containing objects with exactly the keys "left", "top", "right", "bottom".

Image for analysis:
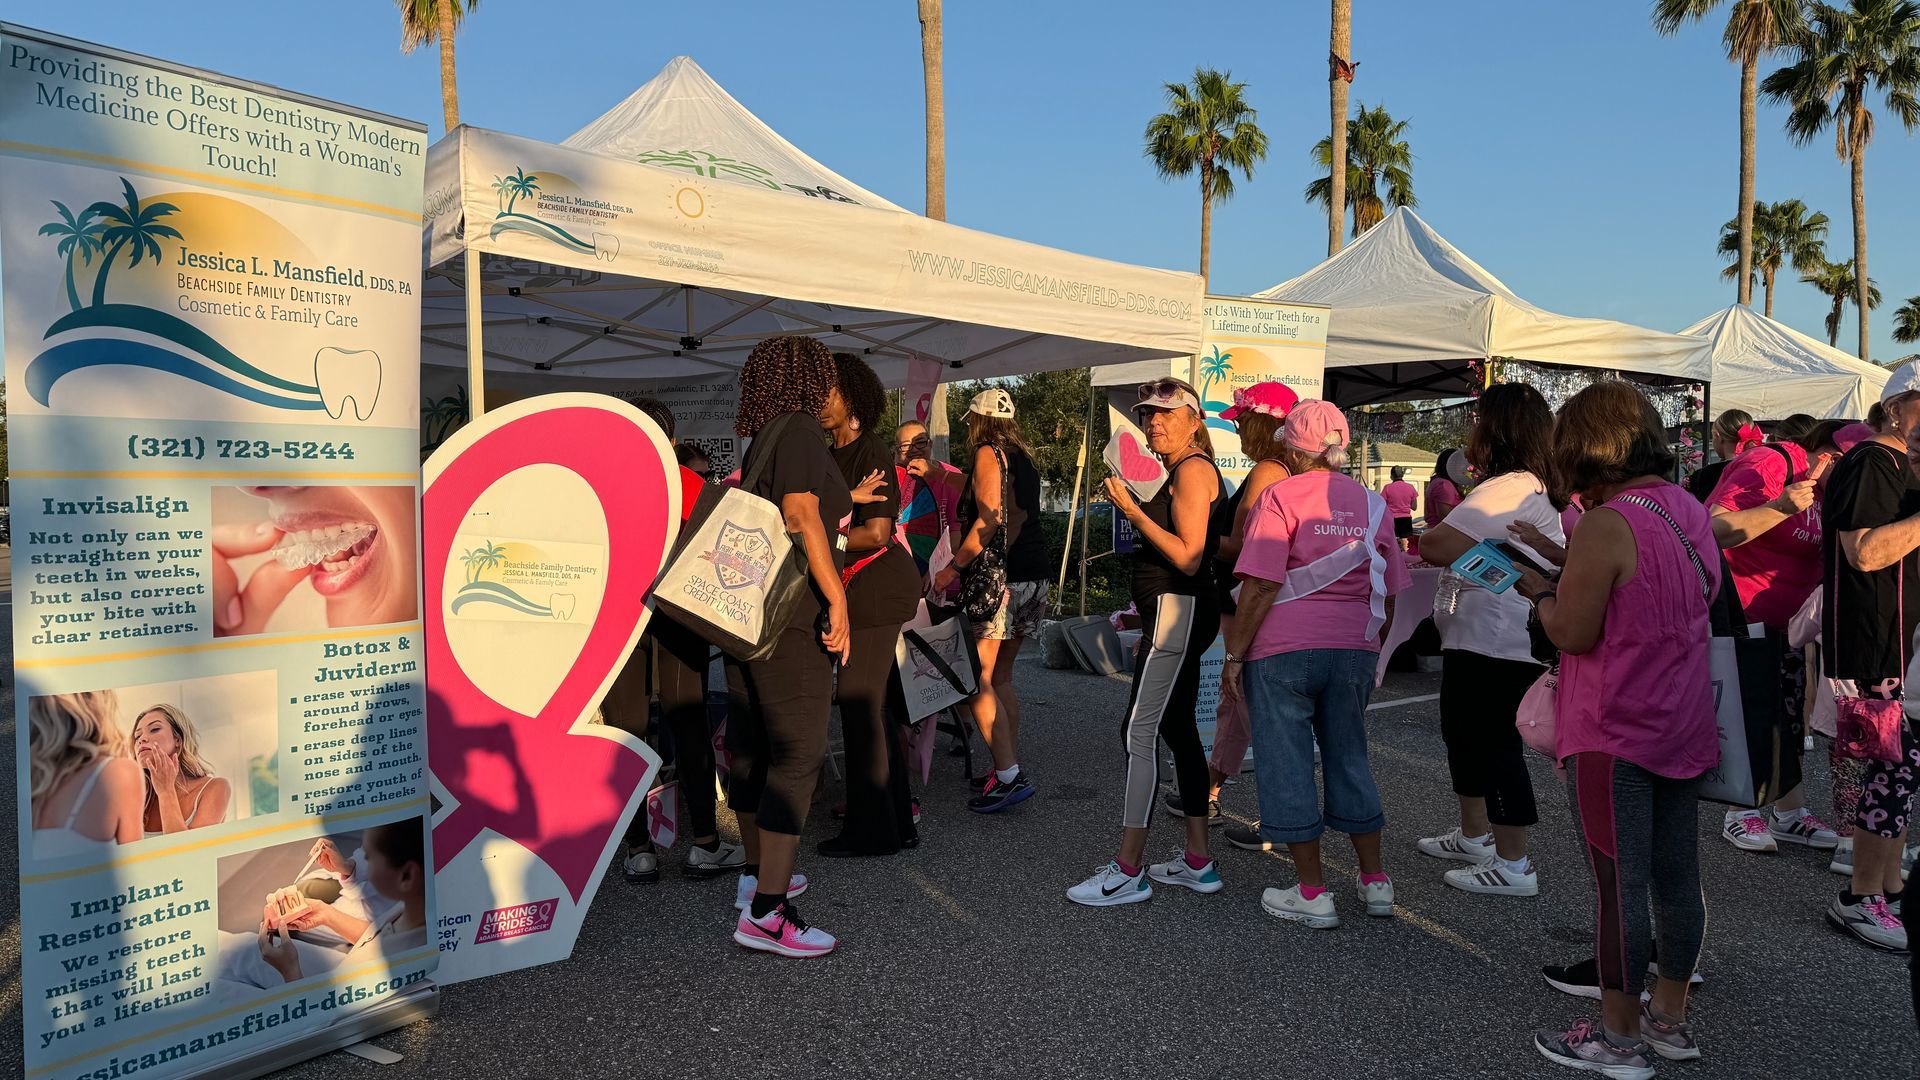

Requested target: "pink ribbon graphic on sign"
[
  {"left": 426, "top": 405, "right": 673, "bottom": 903},
  {"left": 647, "top": 783, "right": 679, "bottom": 850}
]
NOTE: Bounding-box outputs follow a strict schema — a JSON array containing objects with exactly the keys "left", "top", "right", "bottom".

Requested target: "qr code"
[{"left": 684, "top": 437, "right": 737, "bottom": 478}]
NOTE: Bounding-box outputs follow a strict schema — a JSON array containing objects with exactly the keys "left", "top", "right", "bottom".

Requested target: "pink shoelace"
[
  {"left": 1865, "top": 898, "right": 1904, "bottom": 931},
  {"left": 1735, "top": 815, "right": 1771, "bottom": 836}
]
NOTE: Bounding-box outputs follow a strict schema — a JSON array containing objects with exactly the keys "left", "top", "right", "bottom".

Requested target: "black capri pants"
[
  {"left": 725, "top": 626, "right": 833, "bottom": 836},
  {"left": 1439, "top": 648, "right": 1543, "bottom": 828}
]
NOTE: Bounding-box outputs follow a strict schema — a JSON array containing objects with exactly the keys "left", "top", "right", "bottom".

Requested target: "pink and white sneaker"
[
  {"left": 733, "top": 901, "right": 837, "bottom": 958},
  {"left": 733, "top": 872, "right": 810, "bottom": 911},
  {"left": 1768, "top": 810, "right": 1839, "bottom": 850},
  {"left": 1721, "top": 809, "right": 1777, "bottom": 853}
]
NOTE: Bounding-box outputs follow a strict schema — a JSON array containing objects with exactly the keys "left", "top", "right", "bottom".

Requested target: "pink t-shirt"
[
  {"left": 1705, "top": 442, "right": 1821, "bottom": 631},
  {"left": 1425, "top": 477, "right": 1461, "bottom": 524},
  {"left": 1382, "top": 480, "right": 1418, "bottom": 518},
  {"left": 1235, "top": 471, "right": 1412, "bottom": 660}
]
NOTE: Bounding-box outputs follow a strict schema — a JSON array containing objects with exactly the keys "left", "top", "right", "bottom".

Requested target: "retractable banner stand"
[
  {"left": 421, "top": 394, "right": 679, "bottom": 984},
  {"left": 2, "top": 24, "right": 435, "bottom": 1080}
]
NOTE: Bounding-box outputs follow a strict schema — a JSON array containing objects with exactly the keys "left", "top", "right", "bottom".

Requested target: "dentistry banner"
[
  {"left": 2, "top": 25, "right": 434, "bottom": 1079},
  {"left": 422, "top": 394, "right": 676, "bottom": 985}
]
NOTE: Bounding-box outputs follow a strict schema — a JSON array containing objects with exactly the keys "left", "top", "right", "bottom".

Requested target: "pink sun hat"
[
  {"left": 1282, "top": 399, "right": 1349, "bottom": 454},
  {"left": 1220, "top": 381, "right": 1300, "bottom": 423},
  {"left": 1832, "top": 422, "right": 1877, "bottom": 453}
]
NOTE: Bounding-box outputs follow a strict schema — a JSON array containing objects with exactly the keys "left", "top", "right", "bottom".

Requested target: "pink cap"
[
  {"left": 1220, "top": 382, "right": 1300, "bottom": 423},
  {"left": 1833, "top": 422, "right": 1876, "bottom": 453},
  {"left": 1282, "top": 399, "right": 1349, "bottom": 455}
]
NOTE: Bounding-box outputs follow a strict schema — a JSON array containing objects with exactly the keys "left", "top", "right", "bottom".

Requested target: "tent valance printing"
[{"left": 420, "top": 56, "right": 1204, "bottom": 408}]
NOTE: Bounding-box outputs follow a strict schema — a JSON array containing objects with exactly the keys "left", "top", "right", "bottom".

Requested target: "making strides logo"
[
  {"left": 27, "top": 177, "right": 382, "bottom": 419},
  {"left": 702, "top": 522, "right": 775, "bottom": 591},
  {"left": 487, "top": 166, "right": 621, "bottom": 262},
  {"left": 449, "top": 539, "right": 574, "bottom": 620},
  {"left": 472, "top": 898, "right": 560, "bottom": 944}
]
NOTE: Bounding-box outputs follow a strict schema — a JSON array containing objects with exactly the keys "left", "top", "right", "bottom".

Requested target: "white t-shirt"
[{"left": 1434, "top": 470, "right": 1564, "bottom": 664}]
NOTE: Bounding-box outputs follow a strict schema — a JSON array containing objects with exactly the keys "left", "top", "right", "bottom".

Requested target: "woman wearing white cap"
[
  {"left": 1067, "top": 377, "right": 1225, "bottom": 906},
  {"left": 934, "top": 387, "right": 1049, "bottom": 813}
]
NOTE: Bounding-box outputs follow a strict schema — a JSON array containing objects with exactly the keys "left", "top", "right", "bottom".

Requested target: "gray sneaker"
[
  {"left": 1829, "top": 838, "right": 1854, "bottom": 877},
  {"left": 1535, "top": 1020, "right": 1655, "bottom": 1080},
  {"left": 1639, "top": 1004, "right": 1700, "bottom": 1061},
  {"left": 1904, "top": 844, "right": 1916, "bottom": 882},
  {"left": 685, "top": 839, "right": 746, "bottom": 879},
  {"left": 1225, "top": 824, "right": 1275, "bottom": 852},
  {"left": 1827, "top": 892, "right": 1907, "bottom": 951}
]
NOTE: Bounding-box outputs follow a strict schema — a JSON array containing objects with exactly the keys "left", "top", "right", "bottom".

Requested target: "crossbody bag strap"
[
  {"left": 903, "top": 627, "right": 972, "bottom": 696},
  {"left": 741, "top": 412, "right": 801, "bottom": 495},
  {"left": 1613, "top": 493, "right": 1709, "bottom": 601},
  {"left": 991, "top": 444, "right": 1011, "bottom": 557}
]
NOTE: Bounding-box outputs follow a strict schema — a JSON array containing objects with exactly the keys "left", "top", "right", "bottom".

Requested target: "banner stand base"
[{"left": 209, "top": 986, "right": 438, "bottom": 1079}]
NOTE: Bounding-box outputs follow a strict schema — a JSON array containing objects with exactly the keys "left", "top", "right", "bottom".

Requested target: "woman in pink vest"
[{"left": 1517, "top": 382, "right": 1719, "bottom": 1076}]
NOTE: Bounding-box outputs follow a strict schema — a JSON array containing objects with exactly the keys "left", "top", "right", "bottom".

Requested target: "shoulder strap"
[
  {"left": 62, "top": 759, "right": 110, "bottom": 829},
  {"left": 1761, "top": 442, "right": 1798, "bottom": 483},
  {"left": 1613, "top": 493, "right": 1710, "bottom": 601},
  {"left": 182, "top": 776, "right": 214, "bottom": 826},
  {"left": 903, "top": 627, "right": 974, "bottom": 696},
  {"left": 742, "top": 413, "right": 802, "bottom": 494}
]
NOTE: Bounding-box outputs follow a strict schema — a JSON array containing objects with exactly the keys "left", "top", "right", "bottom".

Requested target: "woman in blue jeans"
[{"left": 1221, "top": 400, "right": 1411, "bottom": 929}]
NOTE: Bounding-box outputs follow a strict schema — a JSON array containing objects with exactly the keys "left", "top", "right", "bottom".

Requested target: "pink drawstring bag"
[{"left": 1515, "top": 669, "right": 1557, "bottom": 758}]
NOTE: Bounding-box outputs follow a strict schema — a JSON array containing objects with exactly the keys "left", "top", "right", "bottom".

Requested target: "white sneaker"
[
  {"left": 1904, "top": 844, "right": 1916, "bottom": 882},
  {"left": 1829, "top": 838, "right": 1855, "bottom": 877},
  {"left": 685, "top": 840, "right": 746, "bottom": 878},
  {"left": 1260, "top": 884, "right": 1339, "bottom": 929},
  {"left": 622, "top": 850, "right": 659, "bottom": 882},
  {"left": 1067, "top": 860, "right": 1152, "bottom": 907},
  {"left": 1357, "top": 878, "right": 1395, "bottom": 917},
  {"left": 1147, "top": 853, "right": 1224, "bottom": 894},
  {"left": 733, "top": 872, "right": 810, "bottom": 912},
  {"left": 1416, "top": 827, "right": 1494, "bottom": 863},
  {"left": 1445, "top": 856, "right": 1540, "bottom": 897},
  {"left": 1722, "top": 809, "right": 1778, "bottom": 853},
  {"left": 1768, "top": 811, "right": 1840, "bottom": 850},
  {"left": 1827, "top": 893, "right": 1907, "bottom": 951}
]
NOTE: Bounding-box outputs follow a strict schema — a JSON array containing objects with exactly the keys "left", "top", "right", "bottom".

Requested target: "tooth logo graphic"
[
  {"left": 313, "top": 347, "right": 383, "bottom": 421},
  {"left": 702, "top": 521, "right": 774, "bottom": 591},
  {"left": 592, "top": 233, "right": 620, "bottom": 262},
  {"left": 549, "top": 593, "right": 576, "bottom": 620},
  {"left": 486, "top": 166, "right": 628, "bottom": 261}
]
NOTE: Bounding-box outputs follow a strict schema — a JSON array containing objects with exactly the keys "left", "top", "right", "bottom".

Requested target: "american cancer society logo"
[
  {"left": 703, "top": 521, "right": 773, "bottom": 591},
  {"left": 473, "top": 898, "right": 559, "bottom": 944}
]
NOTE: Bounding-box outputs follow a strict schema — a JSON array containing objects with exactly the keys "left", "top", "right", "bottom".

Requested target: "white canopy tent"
[
  {"left": 1678, "top": 304, "right": 1887, "bottom": 420},
  {"left": 420, "top": 56, "right": 1203, "bottom": 409},
  {"left": 1254, "top": 207, "right": 1714, "bottom": 406}
]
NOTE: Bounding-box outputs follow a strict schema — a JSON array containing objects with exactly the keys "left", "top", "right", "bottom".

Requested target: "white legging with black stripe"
[{"left": 1120, "top": 593, "right": 1220, "bottom": 829}]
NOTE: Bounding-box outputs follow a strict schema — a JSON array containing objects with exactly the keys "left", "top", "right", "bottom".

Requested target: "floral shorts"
[{"left": 971, "top": 579, "right": 1047, "bottom": 642}]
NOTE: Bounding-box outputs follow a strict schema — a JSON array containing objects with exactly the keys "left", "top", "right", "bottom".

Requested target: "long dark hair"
[
  {"left": 735, "top": 335, "right": 834, "bottom": 438},
  {"left": 1466, "top": 383, "right": 1563, "bottom": 507}
]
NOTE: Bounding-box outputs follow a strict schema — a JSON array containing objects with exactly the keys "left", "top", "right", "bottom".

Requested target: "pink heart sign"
[
  {"left": 1103, "top": 423, "right": 1168, "bottom": 504},
  {"left": 423, "top": 393, "right": 679, "bottom": 984}
]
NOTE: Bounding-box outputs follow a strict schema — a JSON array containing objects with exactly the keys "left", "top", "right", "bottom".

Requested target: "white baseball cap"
[
  {"left": 968, "top": 387, "right": 1016, "bottom": 419},
  {"left": 1881, "top": 360, "right": 1920, "bottom": 405}
]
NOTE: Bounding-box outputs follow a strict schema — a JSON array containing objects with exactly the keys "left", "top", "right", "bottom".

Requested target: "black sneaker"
[
  {"left": 1225, "top": 824, "right": 1273, "bottom": 851},
  {"left": 1164, "top": 790, "right": 1225, "bottom": 826},
  {"left": 967, "top": 770, "right": 1035, "bottom": 814},
  {"left": 1544, "top": 956, "right": 1705, "bottom": 1000}
]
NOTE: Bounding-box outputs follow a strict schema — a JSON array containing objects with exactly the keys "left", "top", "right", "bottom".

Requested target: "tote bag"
[
  {"left": 653, "top": 414, "right": 813, "bottom": 661},
  {"left": 894, "top": 600, "right": 981, "bottom": 722}
]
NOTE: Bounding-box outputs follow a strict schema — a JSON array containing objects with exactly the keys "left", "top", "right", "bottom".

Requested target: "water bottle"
[{"left": 1435, "top": 570, "right": 1463, "bottom": 615}]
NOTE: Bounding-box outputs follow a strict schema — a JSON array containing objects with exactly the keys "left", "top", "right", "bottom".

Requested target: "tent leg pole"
[
  {"left": 1056, "top": 379, "right": 1093, "bottom": 612},
  {"left": 465, "top": 248, "right": 487, "bottom": 419}
]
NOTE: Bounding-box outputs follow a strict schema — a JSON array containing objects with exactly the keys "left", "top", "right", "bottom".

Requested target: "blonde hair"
[
  {"left": 30, "top": 691, "right": 126, "bottom": 804},
  {"left": 131, "top": 703, "right": 214, "bottom": 781}
]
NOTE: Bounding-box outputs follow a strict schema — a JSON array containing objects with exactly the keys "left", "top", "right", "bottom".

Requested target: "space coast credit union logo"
[
  {"left": 703, "top": 521, "right": 774, "bottom": 591},
  {"left": 487, "top": 166, "right": 621, "bottom": 263},
  {"left": 472, "top": 898, "right": 560, "bottom": 944}
]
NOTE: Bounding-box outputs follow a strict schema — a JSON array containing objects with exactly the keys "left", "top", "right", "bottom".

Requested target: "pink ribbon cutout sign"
[{"left": 424, "top": 395, "right": 678, "bottom": 916}]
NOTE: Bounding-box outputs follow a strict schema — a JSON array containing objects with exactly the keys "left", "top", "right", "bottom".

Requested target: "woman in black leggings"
[
  {"left": 817, "top": 352, "right": 921, "bottom": 857},
  {"left": 1066, "top": 377, "right": 1222, "bottom": 907},
  {"left": 725, "top": 335, "right": 852, "bottom": 959}
]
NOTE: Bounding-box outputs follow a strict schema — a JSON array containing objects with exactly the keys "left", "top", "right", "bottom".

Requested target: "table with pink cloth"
[{"left": 1376, "top": 564, "right": 1442, "bottom": 686}]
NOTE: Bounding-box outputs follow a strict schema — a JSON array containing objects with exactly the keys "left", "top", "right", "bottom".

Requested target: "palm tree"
[
  {"left": 1655, "top": 1, "right": 1806, "bottom": 307},
  {"left": 39, "top": 200, "right": 103, "bottom": 313},
  {"left": 1717, "top": 198, "right": 1829, "bottom": 316},
  {"left": 1198, "top": 345, "right": 1233, "bottom": 402},
  {"left": 491, "top": 175, "right": 513, "bottom": 211},
  {"left": 1763, "top": 0, "right": 1920, "bottom": 361},
  {"left": 1802, "top": 258, "right": 1882, "bottom": 347},
  {"left": 1144, "top": 68, "right": 1270, "bottom": 285},
  {"left": 1305, "top": 102, "right": 1415, "bottom": 237},
  {"left": 84, "top": 178, "right": 181, "bottom": 308},
  {"left": 918, "top": 0, "right": 945, "bottom": 223},
  {"left": 1894, "top": 295, "right": 1920, "bottom": 342},
  {"left": 502, "top": 168, "right": 539, "bottom": 214},
  {"left": 461, "top": 540, "right": 506, "bottom": 584},
  {"left": 1328, "top": 0, "right": 1353, "bottom": 255},
  {"left": 397, "top": 0, "right": 478, "bottom": 133}
]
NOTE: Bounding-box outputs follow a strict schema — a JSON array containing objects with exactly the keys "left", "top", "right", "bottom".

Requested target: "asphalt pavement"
[{"left": 2, "top": 563, "right": 1916, "bottom": 1077}]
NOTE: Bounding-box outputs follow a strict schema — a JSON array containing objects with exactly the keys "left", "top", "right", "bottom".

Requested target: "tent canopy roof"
[
  {"left": 422, "top": 57, "right": 1202, "bottom": 389},
  {"left": 1679, "top": 304, "right": 1888, "bottom": 421},
  {"left": 1255, "top": 208, "right": 1713, "bottom": 405}
]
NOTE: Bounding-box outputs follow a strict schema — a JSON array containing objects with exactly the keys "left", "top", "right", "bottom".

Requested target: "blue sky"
[{"left": 20, "top": 0, "right": 1920, "bottom": 364}]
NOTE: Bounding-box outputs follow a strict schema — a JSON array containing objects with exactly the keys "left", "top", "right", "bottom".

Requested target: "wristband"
[{"left": 1224, "top": 653, "right": 1246, "bottom": 664}]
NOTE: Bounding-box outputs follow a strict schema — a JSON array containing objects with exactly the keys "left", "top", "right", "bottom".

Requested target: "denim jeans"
[{"left": 1243, "top": 648, "right": 1385, "bottom": 844}]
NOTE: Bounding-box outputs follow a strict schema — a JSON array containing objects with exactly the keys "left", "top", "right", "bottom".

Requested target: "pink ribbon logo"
[{"left": 425, "top": 404, "right": 674, "bottom": 903}]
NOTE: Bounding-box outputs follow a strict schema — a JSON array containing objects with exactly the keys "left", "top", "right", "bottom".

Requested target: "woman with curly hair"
[
  {"left": 818, "top": 352, "right": 922, "bottom": 857},
  {"left": 725, "top": 334, "right": 852, "bottom": 958}
]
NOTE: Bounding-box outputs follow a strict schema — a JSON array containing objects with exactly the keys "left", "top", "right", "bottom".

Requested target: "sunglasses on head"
[{"left": 1137, "top": 378, "right": 1186, "bottom": 400}]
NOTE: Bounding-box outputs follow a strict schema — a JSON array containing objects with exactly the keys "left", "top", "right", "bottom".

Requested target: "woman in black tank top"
[{"left": 1067, "top": 377, "right": 1227, "bottom": 907}]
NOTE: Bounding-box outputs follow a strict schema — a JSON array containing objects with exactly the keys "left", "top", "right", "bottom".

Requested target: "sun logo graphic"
[
  {"left": 449, "top": 539, "right": 562, "bottom": 619},
  {"left": 634, "top": 148, "right": 780, "bottom": 190},
  {"left": 487, "top": 166, "right": 619, "bottom": 262},
  {"left": 27, "top": 177, "right": 377, "bottom": 419}
]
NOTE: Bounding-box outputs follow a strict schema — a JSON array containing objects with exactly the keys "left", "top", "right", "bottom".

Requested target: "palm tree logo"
[
  {"left": 1198, "top": 345, "right": 1234, "bottom": 404},
  {"left": 421, "top": 384, "right": 470, "bottom": 455},
  {"left": 460, "top": 540, "right": 507, "bottom": 585},
  {"left": 499, "top": 168, "right": 540, "bottom": 214},
  {"left": 635, "top": 149, "right": 780, "bottom": 190},
  {"left": 491, "top": 175, "right": 514, "bottom": 211},
  {"left": 39, "top": 200, "right": 105, "bottom": 313},
  {"left": 84, "top": 178, "right": 182, "bottom": 308}
]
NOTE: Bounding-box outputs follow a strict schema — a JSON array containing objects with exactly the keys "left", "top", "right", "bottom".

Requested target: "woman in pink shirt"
[
  {"left": 1426, "top": 450, "right": 1464, "bottom": 531},
  {"left": 1382, "top": 467, "right": 1419, "bottom": 550},
  {"left": 1221, "top": 400, "right": 1411, "bottom": 930},
  {"left": 1517, "top": 382, "right": 1718, "bottom": 1076}
]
